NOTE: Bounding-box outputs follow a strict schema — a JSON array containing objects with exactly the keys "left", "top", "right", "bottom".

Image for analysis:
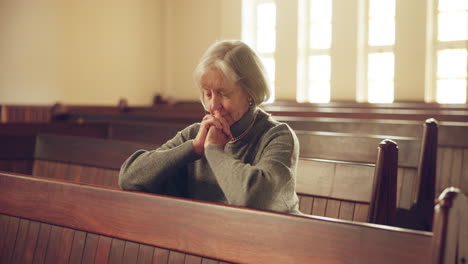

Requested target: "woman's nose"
[{"left": 208, "top": 95, "right": 222, "bottom": 113}]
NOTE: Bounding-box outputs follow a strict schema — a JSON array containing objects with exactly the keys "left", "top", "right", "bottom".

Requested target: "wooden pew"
[
  {"left": 0, "top": 174, "right": 432, "bottom": 263},
  {"left": 269, "top": 100, "right": 468, "bottom": 111},
  {"left": 0, "top": 172, "right": 466, "bottom": 264},
  {"left": 431, "top": 187, "right": 468, "bottom": 264},
  {"left": 297, "top": 139, "right": 398, "bottom": 225},
  {"left": 0, "top": 134, "right": 158, "bottom": 187},
  {"left": 262, "top": 105, "right": 468, "bottom": 122},
  {"left": 289, "top": 119, "right": 439, "bottom": 230},
  {"left": 0, "top": 104, "right": 52, "bottom": 123},
  {"left": 296, "top": 130, "right": 420, "bottom": 207},
  {"left": 0, "top": 133, "right": 398, "bottom": 226}
]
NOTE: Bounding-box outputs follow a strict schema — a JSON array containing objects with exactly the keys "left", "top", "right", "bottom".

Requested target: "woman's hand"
[{"left": 192, "top": 111, "right": 232, "bottom": 155}]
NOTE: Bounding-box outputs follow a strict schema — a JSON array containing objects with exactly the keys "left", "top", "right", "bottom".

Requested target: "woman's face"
[{"left": 200, "top": 69, "right": 250, "bottom": 125}]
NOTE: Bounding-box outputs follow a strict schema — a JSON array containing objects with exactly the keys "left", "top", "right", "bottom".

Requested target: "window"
[
  {"left": 297, "top": 0, "right": 333, "bottom": 103},
  {"left": 433, "top": 0, "right": 467, "bottom": 103},
  {"left": 242, "top": 0, "right": 277, "bottom": 102},
  {"left": 365, "top": 0, "right": 396, "bottom": 103}
]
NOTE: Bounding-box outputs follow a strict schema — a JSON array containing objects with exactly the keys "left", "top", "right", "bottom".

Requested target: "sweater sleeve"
[
  {"left": 118, "top": 125, "right": 201, "bottom": 195},
  {"left": 204, "top": 124, "right": 299, "bottom": 210}
]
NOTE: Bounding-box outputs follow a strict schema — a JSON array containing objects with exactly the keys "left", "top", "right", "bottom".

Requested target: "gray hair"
[{"left": 193, "top": 40, "right": 271, "bottom": 108}]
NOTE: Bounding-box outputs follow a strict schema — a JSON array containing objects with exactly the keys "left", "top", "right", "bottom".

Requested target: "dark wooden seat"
[
  {"left": 275, "top": 115, "right": 468, "bottom": 198},
  {"left": 297, "top": 139, "right": 398, "bottom": 226},
  {"left": 295, "top": 118, "right": 439, "bottom": 231},
  {"left": 0, "top": 172, "right": 465, "bottom": 263},
  {"left": 0, "top": 133, "right": 398, "bottom": 226}
]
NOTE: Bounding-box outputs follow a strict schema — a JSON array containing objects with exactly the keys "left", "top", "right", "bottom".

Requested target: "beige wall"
[
  {"left": 0, "top": 0, "right": 163, "bottom": 105},
  {"left": 0, "top": 0, "right": 432, "bottom": 105}
]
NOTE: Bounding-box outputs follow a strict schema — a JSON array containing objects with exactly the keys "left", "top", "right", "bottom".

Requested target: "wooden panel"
[
  {"left": 0, "top": 160, "right": 34, "bottom": 174},
  {"left": 16, "top": 219, "right": 41, "bottom": 264},
  {"left": 0, "top": 123, "right": 109, "bottom": 138},
  {"left": 201, "top": 258, "right": 219, "bottom": 264},
  {"left": 296, "top": 130, "right": 420, "bottom": 167},
  {"left": 296, "top": 159, "right": 335, "bottom": 196},
  {"left": 297, "top": 159, "right": 374, "bottom": 202},
  {"left": 0, "top": 214, "right": 10, "bottom": 250},
  {"left": 137, "top": 244, "right": 155, "bottom": 264},
  {"left": 353, "top": 203, "right": 369, "bottom": 222},
  {"left": 184, "top": 255, "right": 202, "bottom": 264},
  {"left": 311, "top": 197, "right": 327, "bottom": 216},
  {"left": 95, "top": 235, "right": 112, "bottom": 264},
  {"left": 437, "top": 147, "right": 453, "bottom": 195},
  {"left": 123, "top": 241, "right": 140, "bottom": 264},
  {"left": 459, "top": 201, "right": 468, "bottom": 264},
  {"left": 325, "top": 200, "right": 340, "bottom": 218},
  {"left": 398, "top": 168, "right": 417, "bottom": 209},
  {"left": 69, "top": 231, "right": 87, "bottom": 264},
  {"left": 109, "top": 122, "right": 185, "bottom": 144},
  {"left": 339, "top": 201, "right": 355, "bottom": 221},
  {"left": 82, "top": 233, "right": 99, "bottom": 263},
  {"left": 449, "top": 148, "right": 463, "bottom": 188},
  {"left": 0, "top": 216, "right": 19, "bottom": 263},
  {"left": 33, "top": 160, "right": 119, "bottom": 188},
  {"left": 33, "top": 223, "right": 52, "bottom": 264},
  {"left": 298, "top": 195, "right": 313, "bottom": 215},
  {"left": 0, "top": 173, "right": 432, "bottom": 264},
  {"left": 462, "top": 149, "right": 468, "bottom": 194},
  {"left": 0, "top": 135, "right": 36, "bottom": 159},
  {"left": 108, "top": 238, "right": 126, "bottom": 264},
  {"left": 153, "top": 247, "right": 170, "bottom": 263},
  {"left": 168, "top": 251, "right": 186, "bottom": 264},
  {"left": 34, "top": 134, "right": 159, "bottom": 170},
  {"left": 333, "top": 163, "right": 374, "bottom": 202},
  {"left": 44, "top": 225, "right": 74, "bottom": 264},
  {"left": 10, "top": 218, "right": 30, "bottom": 263}
]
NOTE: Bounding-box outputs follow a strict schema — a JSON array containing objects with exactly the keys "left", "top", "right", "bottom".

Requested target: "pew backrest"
[{"left": 0, "top": 172, "right": 435, "bottom": 264}]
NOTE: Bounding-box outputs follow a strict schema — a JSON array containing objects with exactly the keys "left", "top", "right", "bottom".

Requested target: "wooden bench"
[
  {"left": 0, "top": 134, "right": 159, "bottom": 187},
  {"left": 0, "top": 133, "right": 398, "bottom": 225},
  {"left": 269, "top": 100, "right": 468, "bottom": 111},
  {"left": 1, "top": 172, "right": 466, "bottom": 263},
  {"left": 262, "top": 104, "right": 468, "bottom": 122},
  {"left": 298, "top": 139, "right": 398, "bottom": 225}
]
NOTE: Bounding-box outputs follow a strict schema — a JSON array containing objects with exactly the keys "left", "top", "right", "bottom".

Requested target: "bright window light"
[
  {"left": 368, "top": 53, "right": 394, "bottom": 81},
  {"left": 436, "top": 49, "right": 467, "bottom": 103},
  {"left": 308, "top": 81, "right": 331, "bottom": 103},
  {"left": 369, "top": 0, "right": 395, "bottom": 18},
  {"left": 368, "top": 52, "right": 394, "bottom": 103},
  {"left": 309, "top": 23, "right": 332, "bottom": 49},
  {"left": 308, "top": 55, "right": 331, "bottom": 81},
  {"left": 256, "top": 3, "right": 276, "bottom": 53},
  {"left": 437, "top": 79, "right": 467, "bottom": 103},
  {"left": 297, "top": 0, "right": 332, "bottom": 103},
  {"left": 310, "top": 0, "right": 332, "bottom": 21},
  {"left": 437, "top": 12, "right": 468, "bottom": 41},
  {"left": 261, "top": 57, "right": 276, "bottom": 84},
  {"left": 308, "top": 55, "right": 331, "bottom": 103},
  {"left": 437, "top": 49, "right": 468, "bottom": 78},
  {"left": 368, "top": 19, "right": 395, "bottom": 46},
  {"left": 243, "top": 0, "right": 276, "bottom": 103},
  {"left": 368, "top": 81, "right": 394, "bottom": 103},
  {"left": 438, "top": 0, "right": 468, "bottom": 12}
]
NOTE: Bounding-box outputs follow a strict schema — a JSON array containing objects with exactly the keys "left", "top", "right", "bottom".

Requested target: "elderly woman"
[{"left": 119, "top": 40, "right": 300, "bottom": 214}]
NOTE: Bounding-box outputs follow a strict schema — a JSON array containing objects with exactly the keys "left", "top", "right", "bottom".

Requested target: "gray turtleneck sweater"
[{"left": 119, "top": 107, "right": 300, "bottom": 214}]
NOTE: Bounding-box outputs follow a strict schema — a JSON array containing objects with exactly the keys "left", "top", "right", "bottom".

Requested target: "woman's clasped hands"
[{"left": 192, "top": 110, "right": 233, "bottom": 155}]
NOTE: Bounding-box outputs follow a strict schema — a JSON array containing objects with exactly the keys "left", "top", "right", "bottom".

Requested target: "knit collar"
[{"left": 230, "top": 106, "right": 257, "bottom": 138}]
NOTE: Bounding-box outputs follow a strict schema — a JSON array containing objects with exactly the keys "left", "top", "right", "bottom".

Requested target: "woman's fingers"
[
  {"left": 213, "top": 111, "right": 232, "bottom": 138},
  {"left": 203, "top": 113, "right": 232, "bottom": 138}
]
